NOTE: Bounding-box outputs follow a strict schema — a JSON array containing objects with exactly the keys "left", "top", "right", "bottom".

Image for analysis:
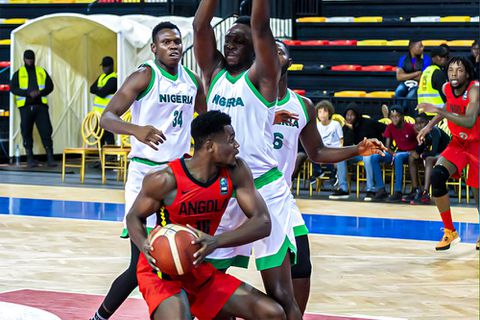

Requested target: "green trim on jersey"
[
  {"left": 255, "top": 235, "right": 297, "bottom": 271},
  {"left": 136, "top": 62, "right": 156, "bottom": 101},
  {"left": 205, "top": 255, "right": 250, "bottom": 270},
  {"left": 231, "top": 167, "right": 283, "bottom": 197},
  {"left": 120, "top": 226, "right": 154, "bottom": 238},
  {"left": 207, "top": 69, "right": 227, "bottom": 102},
  {"left": 277, "top": 89, "right": 291, "bottom": 106},
  {"left": 244, "top": 72, "right": 276, "bottom": 108},
  {"left": 182, "top": 65, "right": 199, "bottom": 89},
  {"left": 226, "top": 70, "right": 246, "bottom": 84},
  {"left": 293, "top": 224, "right": 309, "bottom": 237},
  {"left": 295, "top": 93, "right": 310, "bottom": 123},
  {"left": 154, "top": 59, "right": 179, "bottom": 81},
  {"left": 130, "top": 157, "right": 169, "bottom": 166}
]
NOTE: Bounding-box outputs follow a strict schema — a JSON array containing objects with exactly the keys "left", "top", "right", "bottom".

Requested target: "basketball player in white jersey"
[
  {"left": 272, "top": 40, "right": 386, "bottom": 314},
  {"left": 89, "top": 22, "right": 206, "bottom": 320},
  {"left": 194, "top": 1, "right": 303, "bottom": 318}
]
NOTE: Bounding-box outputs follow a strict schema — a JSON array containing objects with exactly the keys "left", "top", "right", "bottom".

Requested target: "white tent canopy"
[{"left": 9, "top": 13, "right": 199, "bottom": 156}]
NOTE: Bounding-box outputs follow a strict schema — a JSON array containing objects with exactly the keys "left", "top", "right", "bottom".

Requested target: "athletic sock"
[
  {"left": 440, "top": 209, "right": 455, "bottom": 231},
  {"left": 91, "top": 310, "right": 109, "bottom": 320}
]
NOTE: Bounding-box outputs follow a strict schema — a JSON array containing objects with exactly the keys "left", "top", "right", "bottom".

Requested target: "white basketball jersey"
[
  {"left": 129, "top": 60, "right": 197, "bottom": 163},
  {"left": 207, "top": 69, "right": 277, "bottom": 178},
  {"left": 272, "top": 89, "right": 309, "bottom": 188}
]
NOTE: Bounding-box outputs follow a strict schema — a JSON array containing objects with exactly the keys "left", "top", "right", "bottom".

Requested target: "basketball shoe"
[{"left": 435, "top": 229, "right": 460, "bottom": 251}]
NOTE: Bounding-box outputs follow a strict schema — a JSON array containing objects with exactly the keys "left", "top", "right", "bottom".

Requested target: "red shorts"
[
  {"left": 137, "top": 253, "right": 242, "bottom": 320},
  {"left": 441, "top": 137, "right": 479, "bottom": 188}
]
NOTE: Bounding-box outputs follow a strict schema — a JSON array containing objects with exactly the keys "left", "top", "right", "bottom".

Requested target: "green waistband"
[
  {"left": 253, "top": 167, "right": 283, "bottom": 189},
  {"left": 130, "top": 157, "right": 169, "bottom": 166}
]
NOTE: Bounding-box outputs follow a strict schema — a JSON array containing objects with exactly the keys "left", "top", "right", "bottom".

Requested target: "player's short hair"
[
  {"left": 152, "top": 22, "right": 181, "bottom": 42},
  {"left": 447, "top": 56, "right": 475, "bottom": 81},
  {"left": 234, "top": 16, "right": 251, "bottom": 27},
  {"left": 315, "top": 100, "right": 334, "bottom": 119},
  {"left": 191, "top": 111, "right": 232, "bottom": 150}
]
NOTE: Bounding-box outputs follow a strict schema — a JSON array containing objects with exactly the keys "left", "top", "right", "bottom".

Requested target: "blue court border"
[{"left": 0, "top": 196, "right": 477, "bottom": 243}]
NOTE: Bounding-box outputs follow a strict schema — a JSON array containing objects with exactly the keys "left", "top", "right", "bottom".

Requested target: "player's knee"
[
  {"left": 431, "top": 165, "right": 450, "bottom": 197},
  {"left": 253, "top": 298, "right": 286, "bottom": 320}
]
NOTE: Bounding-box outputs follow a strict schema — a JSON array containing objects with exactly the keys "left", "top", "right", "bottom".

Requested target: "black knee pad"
[
  {"left": 431, "top": 165, "right": 450, "bottom": 197},
  {"left": 291, "top": 235, "right": 312, "bottom": 279}
]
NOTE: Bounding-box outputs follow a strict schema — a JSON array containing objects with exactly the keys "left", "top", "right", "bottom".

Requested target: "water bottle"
[{"left": 15, "top": 144, "right": 20, "bottom": 166}]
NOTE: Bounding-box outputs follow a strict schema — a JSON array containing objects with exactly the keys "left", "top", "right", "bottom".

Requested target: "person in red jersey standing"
[{"left": 418, "top": 56, "right": 479, "bottom": 251}]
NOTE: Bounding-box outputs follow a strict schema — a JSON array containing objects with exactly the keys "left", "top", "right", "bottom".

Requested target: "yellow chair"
[
  {"left": 101, "top": 111, "right": 132, "bottom": 184},
  {"left": 354, "top": 17, "right": 383, "bottom": 23},
  {"left": 295, "top": 159, "right": 311, "bottom": 196},
  {"left": 297, "top": 17, "right": 326, "bottom": 23},
  {"left": 357, "top": 40, "right": 388, "bottom": 46},
  {"left": 378, "top": 117, "right": 392, "bottom": 125},
  {"left": 422, "top": 40, "right": 448, "bottom": 46},
  {"left": 386, "top": 40, "right": 409, "bottom": 46},
  {"left": 2, "top": 18, "right": 28, "bottom": 24},
  {"left": 440, "top": 16, "right": 471, "bottom": 22},
  {"left": 404, "top": 116, "right": 415, "bottom": 124},
  {"left": 355, "top": 160, "right": 367, "bottom": 199},
  {"left": 365, "top": 91, "right": 395, "bottom": 98},
  {"left": 288, "top": 64, "right": 304, "bottom": 71},
  {"left": 334, "top": 91, "right": 366, "bottom": 98},
  {"left": 0, "top": 39, "right": 11, "bottom": 45},
  {"left": 332, "top": 113, "right": 345, "bottom": 127},
  {"left": 447, "top": 40, "right": 474, "bottom": 47},
  {"left": 62, "top": 112, "right": 104, "bottom": 183}
]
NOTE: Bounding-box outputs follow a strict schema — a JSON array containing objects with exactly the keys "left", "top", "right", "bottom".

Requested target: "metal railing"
[{"left": 182, "top": 14, "right": 291, "bottom": 75}]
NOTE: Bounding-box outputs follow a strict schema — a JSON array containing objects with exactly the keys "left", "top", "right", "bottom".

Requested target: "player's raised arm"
[
  {"left": 248, "top": 0, "right": 280, "bottom": 102},
  {"left": 214, "top": 158, "right": 271, "bottom": 249},
  {"left": 299, "top": 97, "right": 385, "bottom": 163},
  {"left": 193, "top": 0, "right": 225, "bottom": 86},
  {"left": 126, "top": 169, "right": 176, "bottom": 268}
]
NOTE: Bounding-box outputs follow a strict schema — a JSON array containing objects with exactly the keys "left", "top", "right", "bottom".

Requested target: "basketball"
[{"left": 148, "top": 224, "right": 200, "bottom": 276}]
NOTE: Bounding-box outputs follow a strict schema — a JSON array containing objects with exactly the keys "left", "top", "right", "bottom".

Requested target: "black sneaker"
[
  {"left": 329, "top": 189, "right": 349, "bottom": 200},
  {"left": 364, "top": 191, "right": 375, "bottom": 202},
  {"left": 410, "top": 189, "right": 423, "bottom": 205},
  {"left": 373, "top": 189, "right": 388, "bottom": 201},
  {"left": 387, "top": 191, "right": 403, "bottom": 203}
]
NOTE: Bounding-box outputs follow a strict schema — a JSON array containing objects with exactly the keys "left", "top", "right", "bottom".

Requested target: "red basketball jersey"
[
  {"left": 160, "top": 157, "right": 233, "bottom": 236},
  {"left": 445, "top": 80, "right": 480, "bottom": 141}
]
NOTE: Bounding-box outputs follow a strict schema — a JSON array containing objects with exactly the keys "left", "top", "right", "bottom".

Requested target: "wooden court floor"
[{"left": 0, "top": 184, "right": 478, "bottom": 319}]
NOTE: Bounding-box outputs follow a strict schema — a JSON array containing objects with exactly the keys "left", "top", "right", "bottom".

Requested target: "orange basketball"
[{"left": 148, "top": 224, "right": 200, "bottom": 276}]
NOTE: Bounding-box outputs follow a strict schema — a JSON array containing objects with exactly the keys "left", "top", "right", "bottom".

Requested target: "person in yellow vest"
[
  {"left": 10, "top": 49, "right": 55, "bottom": 168},
  {"left": 90, "top": 56, "right": 117, "bottom": 145},
  {"left": 417, "top": 45, "right": 450, "bottom": 116}
]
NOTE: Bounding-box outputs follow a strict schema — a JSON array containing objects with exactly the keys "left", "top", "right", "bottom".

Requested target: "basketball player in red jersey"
[
  {"left": 126, "top": 111, "right": 286, "bottom": 320},
  {"left": 417, "top": 56, "right": 479, "bottom": 251}
]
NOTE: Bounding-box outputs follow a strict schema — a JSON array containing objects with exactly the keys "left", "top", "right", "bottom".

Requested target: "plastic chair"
[
  {"left": 447, "top": 40, "right": 474, "bottom": 47},
  {"left": 365, "top": 91, "right": 395, "bottom": 98},
  {"left": 378, "top": 118, "right": 392, "bottom": 125},
  {"left": 354, "top": 17, "right": 383, "bottom": 23},
  {"left": 62, "top": 111, "right": 104, "bottom": 183},
  {"left": 334, "top": 91, "right": 366, "bottom": 97},
  {"left": 386, "top": 40, "right": 409, "bottom": 46},
  {"left": 404, "top": 116, "right": 415, "bottom": 124},
  {"left": 440, "top": 16, "right": 471, "bottom": 22},
  {"left": 101, "top": 111, "right": 132, "bottom": 184},
  {"left": 357, "top": 40, "right": 388, "bottom": 46},
  {"left": 422, "top": 40, "right": 447, "bottom": 46},
  {"left": 331, "top": 64, "right": 362, "bottom": 71},
  {"left": 288, "top": 64, "right": 304, "bottom": 71},
  {"left": 361, "top": 65, "right": 394, "bottom": 72},
  {"left": 332, "top": 114, "right": 345, "bottom": 127},
  {"left": 297, "top": 17, "right": 326, "bottom": 23}
]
